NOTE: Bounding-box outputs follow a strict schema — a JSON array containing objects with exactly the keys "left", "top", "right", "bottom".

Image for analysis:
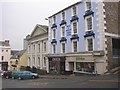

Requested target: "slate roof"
[
  {"left": 10, "top": 50, "right": 26, "bottom": 59},
  {"left": 11, "top": 50, "right": 20, "bottom": 56},
  {"left": 0, "top": 40, "right": 10, "bottom": 46}
]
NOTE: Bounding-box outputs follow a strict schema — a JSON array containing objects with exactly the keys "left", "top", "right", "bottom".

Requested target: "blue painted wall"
[{"left": 48, "top": 2, "right": 99, "bottom": 54}]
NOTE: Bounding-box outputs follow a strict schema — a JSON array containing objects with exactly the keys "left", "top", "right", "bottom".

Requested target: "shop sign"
[
  {"left": 76, "top": 57, "right": 85, "bottom": 60},
  {"left": 93, "top": 59, "right": 96, "bottom": 62}
]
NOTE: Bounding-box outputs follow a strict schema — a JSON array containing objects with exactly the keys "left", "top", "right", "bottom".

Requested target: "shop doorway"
[{"left": 69, "top": 62, "right": 74, "bottom": 71}]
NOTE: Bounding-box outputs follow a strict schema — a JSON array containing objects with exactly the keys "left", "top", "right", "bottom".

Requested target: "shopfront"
[
  {"left": 48, "top": 56, "right": 65, "bottom": 75},
  {"left": 66, "top": 53, "right": 106, "bottom": 74}
]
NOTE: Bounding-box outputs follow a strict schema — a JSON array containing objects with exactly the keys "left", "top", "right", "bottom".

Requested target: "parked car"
[
  {"left": 0, "top": 70, "right": 4, "bottom": 77},
  {"left": 11, "top": 71, "right": 20, "bottom": 79},
  {"left": 17, "top": 71, "right": 39, "bottom": 80},
  {"left": 3, "top": 71, "right": 12, "bottom": 78}
]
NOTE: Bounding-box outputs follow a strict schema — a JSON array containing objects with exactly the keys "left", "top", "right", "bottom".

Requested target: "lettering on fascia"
[{"left": 76, "top": 57, "right": 85, "bottom": 60}]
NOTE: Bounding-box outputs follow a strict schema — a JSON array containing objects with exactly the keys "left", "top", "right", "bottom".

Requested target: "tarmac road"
[{"left": 1, "top": 74, "right": 119, "bottom": 88}]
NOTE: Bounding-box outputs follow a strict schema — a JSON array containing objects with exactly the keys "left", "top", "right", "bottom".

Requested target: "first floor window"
[
  {"left": 44, "top": 57, "right": 46, "bottom": 66},
  {"left": 33, "top": 57, "right": 35, "bottom": 66},
  {"left": 73, "top": 41, "right": 77, "bottom": 52},
  {"left": 52, "top": 44, "right": 56, "bottom": 54},
  {"left": 87, "top": 38, "right": 93, "bottom": 51},
  {"left": 61, "top": 43, "right": 65, "bottom": 53}
]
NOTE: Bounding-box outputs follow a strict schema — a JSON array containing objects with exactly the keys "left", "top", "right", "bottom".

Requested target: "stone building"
[
  {"left": 26, "top": 24, "right": 49, "bottom": 73},
  {"left": 0, "top": 40, "right": 11, "bottom": 71}
]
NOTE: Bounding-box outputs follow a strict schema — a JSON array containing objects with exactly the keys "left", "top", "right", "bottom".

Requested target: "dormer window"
[
  {"left": 72, "top": 6, "right": 77, "bottom": 16},
  {"left": 61, "top": 11, "right": 65, "bottom": 20}
]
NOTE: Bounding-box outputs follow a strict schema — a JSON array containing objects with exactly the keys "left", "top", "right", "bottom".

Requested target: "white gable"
[{"left": 31, "top": 25, "right": 47, "bottom": 37}]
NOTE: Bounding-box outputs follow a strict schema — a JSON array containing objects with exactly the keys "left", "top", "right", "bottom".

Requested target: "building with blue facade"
[{"left": 47, "top": 1, "right": 120, "bottom": 75}]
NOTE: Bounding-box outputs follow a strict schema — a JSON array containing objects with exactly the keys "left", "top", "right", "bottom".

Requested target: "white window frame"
[
  {"left": 61, "top": 42, "right": 66, "bottom": 53},
  {"left": 85, "top": 15, "right": 93, "bottom": 32},
  {"left": 72, "top": 40, "right": 78, "bottom": 52},
  {"left": 43, "top": 57, "right": 46, "bottom": 67},
  {"left": 61, "top": 11, "right": 66, "bottom": 20},
  {"left": 61, "top": 25, "right": 66, "bottom": 37},
  {"left": 52, "top": 16, "right": 56, "bottom": 24},
  {"left": 72, "top": 20, "right": 78, "bottom": 35},
  {"left": 71, "top": 5, "right": 78, "bottom": 16},
  {"left": 52, "top": 28, "right": 56, "bottom": 39},
  {"left": 52, "top": 44, "right": 56, "bottom": 54},
  {"left": 85, "top": 0, "right": 92, "bottom": 11},
  {"left": 43, "top": 41, "right": 47, "bottom": 53},
  {"left": 86, "top": 36, "right": 94, "bottom": 51}
]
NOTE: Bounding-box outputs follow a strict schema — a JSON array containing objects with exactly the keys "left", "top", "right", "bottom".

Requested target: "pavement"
[{"left": 39, "top": 74, "right": 119, "bottom": 82}]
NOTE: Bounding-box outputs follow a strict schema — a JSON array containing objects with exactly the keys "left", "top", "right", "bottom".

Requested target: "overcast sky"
[{"left": 0, "top": 0, "right": 81, "bottom": 50}]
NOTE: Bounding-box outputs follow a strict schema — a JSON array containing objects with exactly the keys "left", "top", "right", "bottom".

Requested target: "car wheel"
[
  {"left": 32, "top": 76, "right": 35, "bottom": 79},
  {"left": 6, "top": 76, "right": 9, "bottom": 79},
  {"left": 12, "top": 77, "right": 15, "bottom": 79},
  {"left": 18, "top": 77, "right": 22, "bottom": 80}
]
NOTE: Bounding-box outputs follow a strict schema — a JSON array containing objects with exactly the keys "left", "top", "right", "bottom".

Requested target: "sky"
[{"left": 0, "top": 0, "right": 80, "bottom": 50}]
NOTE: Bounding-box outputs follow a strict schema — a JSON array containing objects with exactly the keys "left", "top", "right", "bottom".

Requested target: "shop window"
[
  {"left": 112, "top": 38, "right": 120, "bottom": 57},
  {"left": 76, "top": 62, "right": 94, "bottom": 73}
]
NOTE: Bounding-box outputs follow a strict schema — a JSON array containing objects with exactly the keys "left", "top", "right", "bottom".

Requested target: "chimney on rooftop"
[{"left": 5, "top": 40, "right": 9, "bottom": 44}]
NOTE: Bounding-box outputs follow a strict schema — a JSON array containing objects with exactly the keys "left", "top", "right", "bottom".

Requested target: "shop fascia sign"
[{"left": 76, "top": 56, "right": 85, "bottom": 60}]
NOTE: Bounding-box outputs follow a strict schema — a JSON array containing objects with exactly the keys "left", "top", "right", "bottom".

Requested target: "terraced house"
[
  {"left": 0, "top": 40, "right": 11, "bottom": 71},
  {"left": 47, "top": 1, "right": 120, "bottom": 75}
]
